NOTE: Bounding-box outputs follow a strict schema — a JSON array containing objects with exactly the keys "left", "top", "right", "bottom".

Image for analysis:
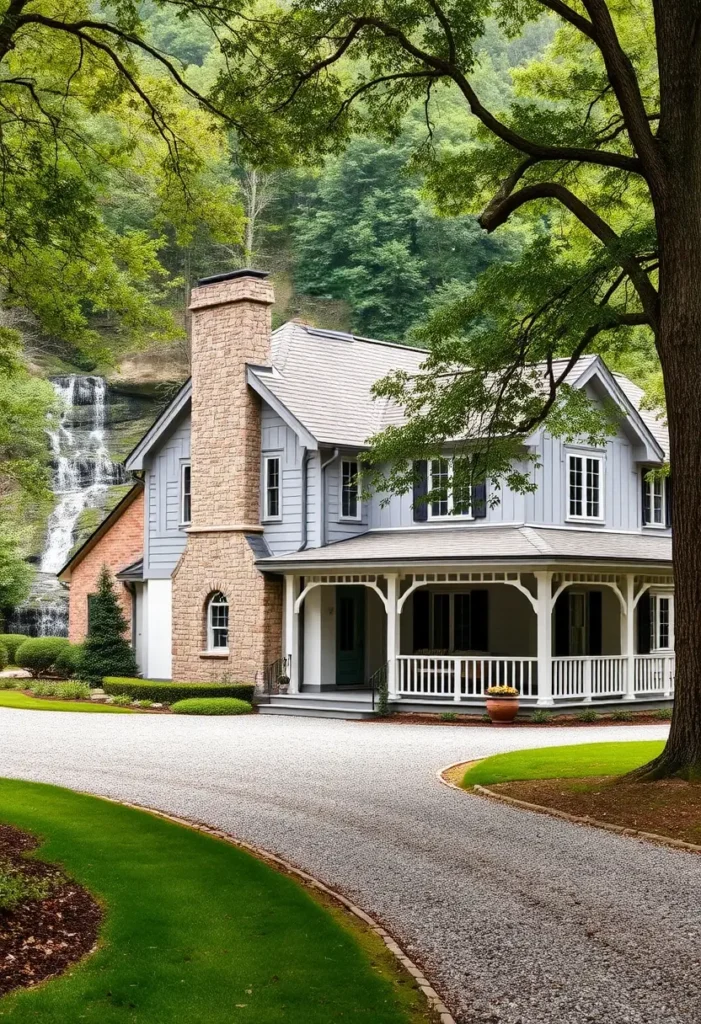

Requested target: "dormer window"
[
  {"left": 643, "top": 471, "right": 667, "bottom": 527},
  {"left": 567, "top": 453, "right": 603, "bottom": 522},
  {"left": 341, "top": 460, "right": 360, "bottom": 520}
]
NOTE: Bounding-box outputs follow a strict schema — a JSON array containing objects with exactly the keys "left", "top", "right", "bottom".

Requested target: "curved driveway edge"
[{"left": 0, "top": 710, "right": 697, "bottom": 1024}]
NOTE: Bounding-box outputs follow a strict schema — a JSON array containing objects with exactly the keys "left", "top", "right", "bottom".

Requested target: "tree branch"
[
  {"left": 479, "top": 180, "right": 659, "bottom": 329},
  {"left": 535, "top": 1, "right": 597, "bottom": 41},
  {"left": 581, "top": 0, "right": 664, "bottom": 189}
]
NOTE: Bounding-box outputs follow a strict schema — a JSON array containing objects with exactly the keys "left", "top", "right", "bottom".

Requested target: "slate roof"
[{"left": 257, "top": 524, "right": 672, "bottom": 570}]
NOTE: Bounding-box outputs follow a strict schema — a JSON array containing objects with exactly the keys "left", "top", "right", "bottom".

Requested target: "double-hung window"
[
  {"left": 429, "top": 458, "right": 472, "bottom": 519},
  {"left": 643, "top": 472, "right": 666, "bottom": 527},
  {"left": 263, "top": 455, "right": 281, "bottom": 520},
  {"left": 567, "top": 453, "right": 603, "bottom": 521},
  {"left": 207, "top": 592, "right": 229, "bottom": 651},
  {"left": 181, "top": 464, "right": 191, "bottom": 525},
  {"left": 341, "top": 460, "right": 360, "bottom": 520},
  {"left": 650, "top": 593, "right": 673, "bottom": 651}
]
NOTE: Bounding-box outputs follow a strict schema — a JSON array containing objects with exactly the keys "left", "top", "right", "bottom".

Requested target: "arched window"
[{"left": 207, "top": 592, "right": 229, "bottom": 651}]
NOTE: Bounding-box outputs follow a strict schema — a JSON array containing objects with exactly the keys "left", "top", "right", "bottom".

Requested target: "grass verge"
[
  {"left": 0, "top": 779, "right": 435, "bottom": 1023},
  {"left": 0, "top": 692, "right": 134, "bottom": 714},
  {"left": 461, "top": 741, "right": 665, "bottom": 787}
]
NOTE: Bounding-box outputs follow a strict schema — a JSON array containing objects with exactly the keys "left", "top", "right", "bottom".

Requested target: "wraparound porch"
[{"left": 280, "top": 568, "right": 675, "bottom": 707}]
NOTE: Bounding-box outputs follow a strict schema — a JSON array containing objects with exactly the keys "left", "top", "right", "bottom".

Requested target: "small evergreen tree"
[{"left": 78, "top": 566, "right": 137, "bottom": 685}]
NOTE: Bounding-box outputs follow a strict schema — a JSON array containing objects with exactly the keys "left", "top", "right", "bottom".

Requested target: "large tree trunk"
[{"left": 629, "top": 0, "right": 701, "bottom": 780}]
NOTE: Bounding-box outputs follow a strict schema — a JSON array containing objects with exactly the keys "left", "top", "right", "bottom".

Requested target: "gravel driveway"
[{"left": 0, "top": 710, "right": 697, "bottom": 1024}]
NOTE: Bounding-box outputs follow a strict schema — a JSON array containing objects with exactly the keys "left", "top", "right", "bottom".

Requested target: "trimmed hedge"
[
  {"left": 102, "top": 679, "right": 255, "bottom": 704},
  {"left": 54, "top": 643, "right": 83, "bottom": 679},
  {"left": 0, "top": 634, "right": 30, "bottom": 662},
  {"left": 171, "top": 698, "right": 253, "bottom": 716},
  {"left": 15, "top": 638, "right": 70, "bottom": 678}
]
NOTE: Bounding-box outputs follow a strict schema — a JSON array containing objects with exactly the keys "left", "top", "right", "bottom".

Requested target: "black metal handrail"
[
  {"left": 263, "top": 654, "right": 291, "bottom": 695},
  {"left": 367, "top": 661, "right": 389, "bottom": 714}
]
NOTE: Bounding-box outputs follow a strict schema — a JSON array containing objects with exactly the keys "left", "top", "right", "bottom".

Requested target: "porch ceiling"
[{"left": 257, "top": 525, "right": 672, "bottom": 573}]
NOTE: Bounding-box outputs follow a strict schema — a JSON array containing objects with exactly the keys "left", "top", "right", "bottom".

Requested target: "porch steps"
[{"left": 258, "top": 691, "right": 376, "bottom": 720}]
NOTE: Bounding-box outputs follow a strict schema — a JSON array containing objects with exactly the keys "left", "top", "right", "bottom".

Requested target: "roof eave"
[{"left": 125, "top": 379, "right": 192, "bottom": 471}]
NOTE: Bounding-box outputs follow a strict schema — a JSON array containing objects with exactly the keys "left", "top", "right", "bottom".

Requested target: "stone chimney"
[
  {"left": 172, "top": 269, "right": 281, "bottom": 683},
  {"left": 188, "top": 268, "right": 274, "bottom": 526}
]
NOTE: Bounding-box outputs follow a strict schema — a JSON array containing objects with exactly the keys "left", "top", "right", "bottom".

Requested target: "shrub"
[
  {"left": 0, "top": 634, "right": 31, "bottom": 663},
  {"left": 29, "top": 680, "right": 90, "bottom": 700},
  {"left": 135, "top": 699, "right": 154, "bottom": 708},
  {"left": 439, "top": 712, "right": 458, "bottom": 722},
  {"left": 15, "top": 637, "right": 70, "bottom": 678},
  {"left": 54, "top": 643, "right": 83, "bottom": 678},
  {"left": 575, "top": 709, "right": 600, "bottom": 723},
  {"left": 0, "top": 864, "right": 52, "bottom": 912},
  {"left": 78, "top": 566, "right": 137, "bottom": 684},
  {"left": 110, "top": 694, "right": 132, "bottom": 707},
  {"left": 0, "top": 679, "right": 19, "bottom": 690},
  {"left": 530, "top": 709, "right": 553, "bottom": 724},
  {"left": 610, "top": 709, "right": 634, "bottom": 722},
  {"left": 0, "top": 641, "right": 7, "bottom": 671},
  {"left": 651, "top": 706, "right": 673, "bottom": 720},
  {"left": 103, "top": 679, "right": 255, "bottom": 704},
  {"left": 171, "top": 697, "right": 253, "bottom": 716}
]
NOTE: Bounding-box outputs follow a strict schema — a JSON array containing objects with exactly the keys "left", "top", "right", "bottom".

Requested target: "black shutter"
[
  {"left": 588, "top": 591, "right": 603, "bottom": 656},
  {"left": 470, "top": 590, "right": 489, "bottom": 651},
  {"left": 554, "top": 594, "right": 570, "bottom": 656},
  {"left": 471, "top": 482, "right": 487, "bottom": 518},
  {"left": 665, "top": 475, "right": 673, "bottom": 529},
  {"left": 413, "top": 460, "right": 428, "bottom": 522},
  {"left": 641, "top": 466, "right": 649, "bottom": 525},
  {"left": 413, "top": 589, "right": 430, "bottom": 652},
  {"left": 637, "top": 592, "right": 651, "bottom": 654}
]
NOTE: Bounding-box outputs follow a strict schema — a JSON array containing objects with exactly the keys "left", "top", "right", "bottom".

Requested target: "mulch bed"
[
  {"left": 0, "top": 823, "right": 101, "bottom": 995},
  {"left": 367, "top": 711, "right": 671, "bottom": 727},
  {"left": 492, "top": 777, "right": 701, "bottom": 846}
]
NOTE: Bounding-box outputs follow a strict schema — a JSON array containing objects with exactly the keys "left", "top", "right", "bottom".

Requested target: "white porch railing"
[
  {"left": 394, "top": 653, "right": 675, "bottom": 703},
  {"left": 396, "top": 655, "right": 538, "bottom": 699},
  {"left": 634, "top": 653, "right": 675, "bottom": 695}
]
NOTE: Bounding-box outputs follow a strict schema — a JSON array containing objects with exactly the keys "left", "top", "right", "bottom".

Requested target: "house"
[
  {"left": 58, "top": 482, "right": 144, "bottom": 648},
  {"left": 61, "top": 268, "right": 674, "bottom": 714}
]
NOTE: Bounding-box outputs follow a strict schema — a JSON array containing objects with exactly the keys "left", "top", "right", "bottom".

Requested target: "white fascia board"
[
  {"left": 246, "top": 366, "right": 318, "bottom": 450},
  {"left": 572, "top": 357, "right": 665, "bottom": 463},
  {"left": 125, "top": 380, "right": 192, "bottom": 471}
]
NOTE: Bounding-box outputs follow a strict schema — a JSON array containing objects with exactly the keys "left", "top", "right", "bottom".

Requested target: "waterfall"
[{"left": 8, "top": 376, "right": 126, "bottom": 637}]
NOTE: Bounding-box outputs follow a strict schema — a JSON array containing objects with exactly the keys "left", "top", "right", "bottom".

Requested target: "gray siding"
[
  {"left": 261, "top": 404, "right": 319, "bottom": 554},
  {"left": 367, "top": 470, "right": 524, "bottom": 529},
  {"left": 144, "top": 415, "right": 190, "bottom": 579}
]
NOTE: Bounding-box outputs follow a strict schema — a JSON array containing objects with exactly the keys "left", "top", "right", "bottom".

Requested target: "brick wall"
[
  {"left": 67, "top": 490, "right": 144, "bottom": 643},
  {"left": 172, "top": 272, "right": 282, "bottom": 684}
]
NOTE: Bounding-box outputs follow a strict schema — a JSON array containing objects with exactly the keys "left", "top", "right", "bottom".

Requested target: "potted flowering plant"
[
  {"left": 485, "top": 685, "right": 520, "bottom": 723},
  {"left": 278, "top": 674, "right": 290, "bottom": 694}
]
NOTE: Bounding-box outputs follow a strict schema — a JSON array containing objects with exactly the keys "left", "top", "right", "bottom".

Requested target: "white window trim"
[
  {"left": 566, "top": 452, "right": 605, "bottom": 523},
  {"left": 180, "top": 462, "right": 191, "bottom": 526},
  {"left": 262, "top": 454, "right": 282, "bottom": 522},
  {"left": 428, "top": 458, "right": 474, "bottom": 520},
  {"left": 340, "top": 459, "right": 362, "bottom": 521},
  {"left": 642, "top": 472, "right": 667, "bottom": 529},
  {"left": 207, "top": 592, "right": 229, "bottom": 654},
  {"left": 650, "top": 591, "right": 674, "bottom": 652}
]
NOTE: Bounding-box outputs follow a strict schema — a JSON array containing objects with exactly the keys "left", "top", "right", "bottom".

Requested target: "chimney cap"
[{"left": 197, "top": 267, "right": 270, "bottom": 286}]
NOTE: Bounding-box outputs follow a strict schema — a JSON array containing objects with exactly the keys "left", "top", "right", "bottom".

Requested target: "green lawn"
[
  {"left": 0, "top": 779, "right": 431, "bottom": 1023},
  {"left": 0, "top": 691, "right": 134, "bottom": 714},
  {"left": 462, "top": 740, "right": 666, "bottom": 787}
]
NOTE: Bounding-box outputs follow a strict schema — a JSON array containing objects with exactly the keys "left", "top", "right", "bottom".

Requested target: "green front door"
[{"left": 336, "top": 586, "right": 366, "bottom": 687}]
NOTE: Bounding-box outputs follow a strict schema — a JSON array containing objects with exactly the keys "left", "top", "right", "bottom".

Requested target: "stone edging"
[
  {"left": 438, "top": 760, "right": 701, "bottom": 855},
  {"left": 98, "top": 796, "right": 456, "bottom": 1024}
]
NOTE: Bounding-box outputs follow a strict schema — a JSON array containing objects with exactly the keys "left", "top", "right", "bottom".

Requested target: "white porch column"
[
  {"left": 623, "top": 574, "right": 636, "bottom": 701},
  {"left": 386, "top": 573, "right": 400, "bottom": 699},
  {"left": 284, "top": 575, "right": 299, "bottom": 693},
  {"left": 535, "top": 571, "right": 554, "bottom": 706}
]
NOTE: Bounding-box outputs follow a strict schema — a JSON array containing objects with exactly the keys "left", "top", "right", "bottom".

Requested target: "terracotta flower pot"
[{"left": 485, "top": 696, "right": 520, "bottom": 724}]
